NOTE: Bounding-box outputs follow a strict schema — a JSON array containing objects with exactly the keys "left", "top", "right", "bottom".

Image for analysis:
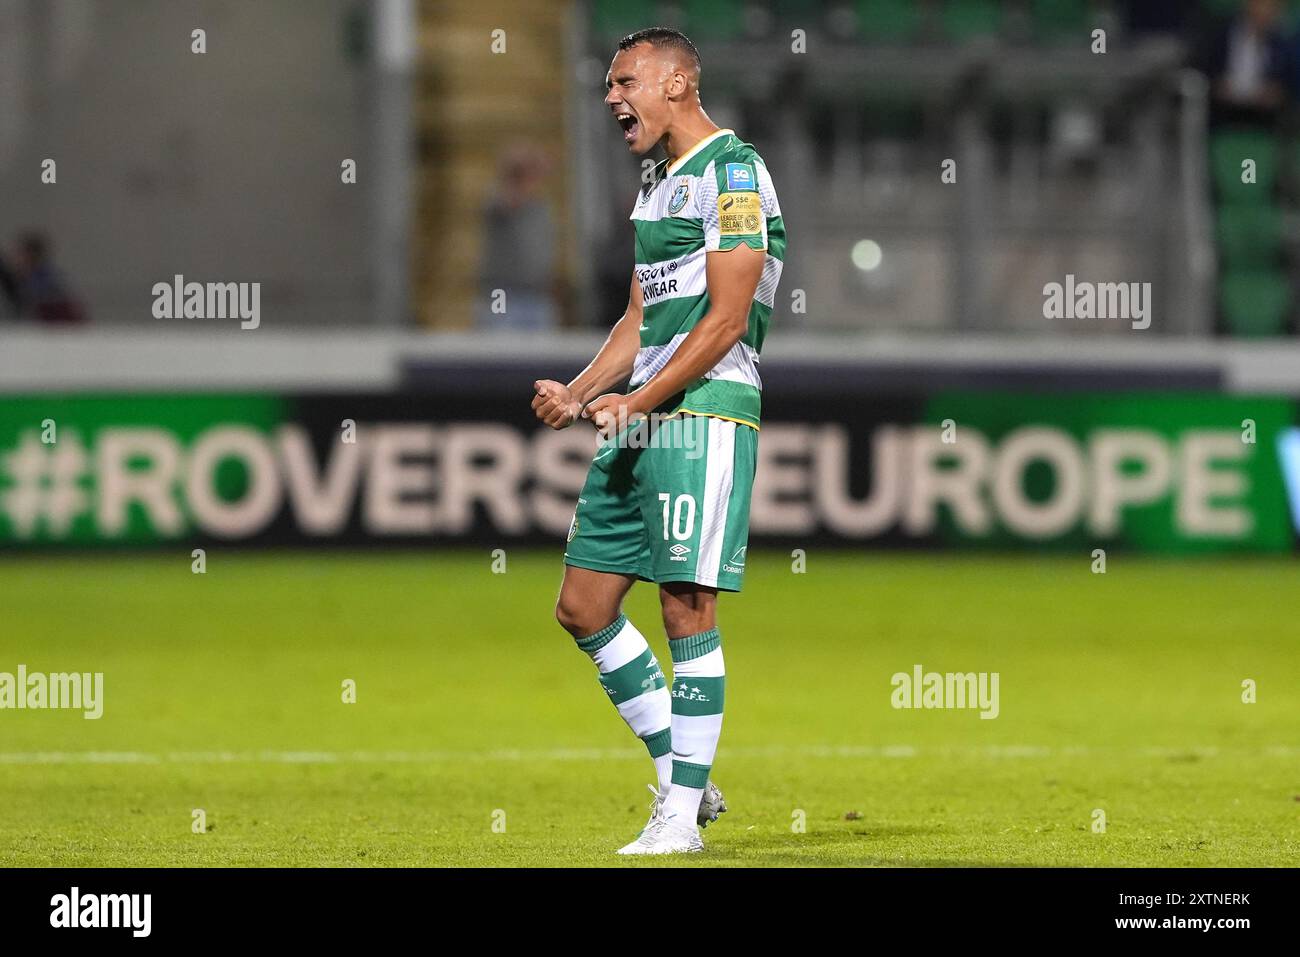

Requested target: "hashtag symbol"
[{"left": 1, "top": 430, "right": 91, "bottom": 538}]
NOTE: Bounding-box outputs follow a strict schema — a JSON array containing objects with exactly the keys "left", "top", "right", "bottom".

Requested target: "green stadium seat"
[
  {"left": 683, "top": 0, "right": 745, "bottom": 41},
  {"left": 1032, "top": 0, "right": 1090, "bottom": 42},
  {"left": 856, "top": 0, "right": 923, "bottom": 42},
  {"left": 1200, "top": 0, "right": 1243, "bottom": 18},
  {"left": 941, "top": 0, "right": 1002, "bottom": 42},
  {"left": 1215, "top": 203, "right": 1284, "bottom": 267},
  {"left": 1211, "top": 130, "right": 1279, "bottom": 203},
  {"left": 773, "top": 0, "right": 824, "bottom": 22},
  {"left": 865, "top": 96, "right": 924, "bottom": 137},
  {"left": 1219, "top": 270, "right": 1292, "bottom": 337},
  {"left": 591, "top": 0, "right": 655, "bottom": 45}
]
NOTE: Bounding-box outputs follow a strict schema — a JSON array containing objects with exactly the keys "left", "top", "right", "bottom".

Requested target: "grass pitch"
[{"left": 0, "top": 549, "right": 1296, "bottom": 867}]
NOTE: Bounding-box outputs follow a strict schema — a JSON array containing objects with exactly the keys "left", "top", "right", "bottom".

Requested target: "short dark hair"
[{"left": 616, "top": 27, "right": 701, "bottom": 71}]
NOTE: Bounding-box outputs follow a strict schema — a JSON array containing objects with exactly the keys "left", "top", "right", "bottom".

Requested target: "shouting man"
[{"left": 532, "top": 27, "right": 785, "bottom": 855}]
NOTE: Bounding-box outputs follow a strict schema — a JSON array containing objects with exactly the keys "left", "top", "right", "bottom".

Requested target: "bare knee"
[
  {"left": 659, "top": 582, "right": 717, "bottom": 639},
  {"left": 555, "top": 589, "right": 599, "bottom": 638},
  {"left": 555, "top": 567, "right": 634, "bottom": 639}
]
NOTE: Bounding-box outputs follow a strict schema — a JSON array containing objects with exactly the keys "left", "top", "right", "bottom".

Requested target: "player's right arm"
[{"left": 532, "top": 271, "right": 643, "bottom": 429}]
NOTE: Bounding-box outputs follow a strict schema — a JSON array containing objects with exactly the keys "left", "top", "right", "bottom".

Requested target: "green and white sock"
[
  {"left": 574, "top": 614, "right": 672, "bottom": 793},
  {"left": 663, "top": 627, "right": 725, "bottom": 823}
]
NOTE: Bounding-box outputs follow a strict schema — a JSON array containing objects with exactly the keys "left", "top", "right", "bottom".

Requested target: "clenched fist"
[
  {"left": 532, "top": 379, "right": 582, "bottom": 429},
  {"left": 582, "top": 392, "right": 646, "bottom": 441}
]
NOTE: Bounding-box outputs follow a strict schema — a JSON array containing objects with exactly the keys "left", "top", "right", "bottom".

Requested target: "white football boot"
[{"left": 617, "top": 806, "right": 704, "bottom": 855}]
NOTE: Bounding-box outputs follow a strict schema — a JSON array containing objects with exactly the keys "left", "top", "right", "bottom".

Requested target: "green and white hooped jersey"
[{"left": 630, "top": 129, "right": 785, "bottom": 431}]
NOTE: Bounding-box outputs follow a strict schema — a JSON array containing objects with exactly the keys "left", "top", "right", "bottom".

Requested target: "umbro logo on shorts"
[{"left": 669, "top": 543, "right": 692, "bottom": 562}]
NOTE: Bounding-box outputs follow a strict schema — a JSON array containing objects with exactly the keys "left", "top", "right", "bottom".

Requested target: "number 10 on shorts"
[{"left": 658, "top": 493, "right": 696, "bottom": 541}]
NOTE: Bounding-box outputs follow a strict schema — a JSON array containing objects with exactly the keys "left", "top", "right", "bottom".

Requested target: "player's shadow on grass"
[{"left": 702, "top": 823, "right": 1018, "bottom": 867}]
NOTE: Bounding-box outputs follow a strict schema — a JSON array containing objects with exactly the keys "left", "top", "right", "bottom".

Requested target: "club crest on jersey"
[
  {"left": 725, "top": 163, "right": 754, "bottom": 190},
  {"left": 668, "top": 180, "right": 690, "bottom": 214}
]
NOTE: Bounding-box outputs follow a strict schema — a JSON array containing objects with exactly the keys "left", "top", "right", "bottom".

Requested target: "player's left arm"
[{"left": 583, "top": 243, "right": 764, "bottom": 433}]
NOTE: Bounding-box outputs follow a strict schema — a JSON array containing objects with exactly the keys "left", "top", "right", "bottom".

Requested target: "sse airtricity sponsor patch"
[{"left": 718, "top": 190, "right": 761, "bottom": 236}]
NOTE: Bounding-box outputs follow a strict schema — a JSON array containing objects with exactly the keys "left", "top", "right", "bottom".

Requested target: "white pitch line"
[{"left": 0, "top": 744, "right": 1294, "bottom": 765}]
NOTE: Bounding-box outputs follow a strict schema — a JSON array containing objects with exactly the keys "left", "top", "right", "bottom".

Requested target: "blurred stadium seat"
[
  {"left": 1031, "top": 0, "right": 1092, "bottom": 43},
  {"left": 1220, "top": 268, "right": 1292, "bottom": 335},
  {"left": 854, "top": 0, "right": 924, "bottom": 43},
  {"left": 682, "top": 0, "right": 748, "bottom": 41},
  {"left": 1215, "top": 203, "right": 1284, "bottom": 266},
  {"left": 1211, "top": 129, "right": 1279, "bottom": 202},
  {"left": 940, "top": 0, "right": 1003, "bottom": 43}
]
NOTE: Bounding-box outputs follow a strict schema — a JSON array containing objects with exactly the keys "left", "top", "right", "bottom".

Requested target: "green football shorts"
[{"left": 564, "top": 413, "right": 758, "bottom": 592}]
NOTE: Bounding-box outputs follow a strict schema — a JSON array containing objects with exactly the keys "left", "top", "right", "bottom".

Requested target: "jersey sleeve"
[{"left": 702, "top": 150, "right": 769, "bottom": 253}]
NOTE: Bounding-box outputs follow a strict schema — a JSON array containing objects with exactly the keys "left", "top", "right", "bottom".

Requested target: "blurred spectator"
[
  {"left": 1201, "top": 0, "right": 1291, "bottom": 128},
  {"left": 0, "top": 253, "right": 17, "bottom": 319},
  {"left": 475, "top": 144, "right": 558, "bottom": 331},
  {"left": 0, "top": 233, "right": 86, "bottom": 324}
]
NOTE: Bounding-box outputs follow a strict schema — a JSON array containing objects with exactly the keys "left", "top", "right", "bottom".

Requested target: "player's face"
[{"left": 604, "top": 45, "right": 672, "bottom": 155}]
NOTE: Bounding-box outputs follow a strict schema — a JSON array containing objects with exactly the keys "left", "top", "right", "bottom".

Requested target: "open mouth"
[{"left": 615, "top": 112, "right": 639, "bottom": 144}]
